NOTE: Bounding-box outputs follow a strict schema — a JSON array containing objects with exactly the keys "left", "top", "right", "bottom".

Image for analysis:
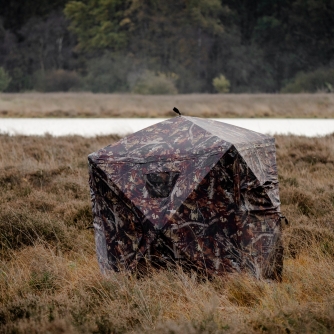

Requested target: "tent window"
[{"left": 145, "top": 172, "right": 179, "bottom": 198}]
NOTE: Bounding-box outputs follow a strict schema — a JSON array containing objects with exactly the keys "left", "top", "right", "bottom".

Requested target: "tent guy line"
[{"left": 0, "top": 118, "right": 333, "bottom": 137}]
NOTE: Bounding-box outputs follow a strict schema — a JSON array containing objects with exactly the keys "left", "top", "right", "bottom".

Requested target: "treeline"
[{"left": 1, "top": 0, "right": 334, "bottom": 94}]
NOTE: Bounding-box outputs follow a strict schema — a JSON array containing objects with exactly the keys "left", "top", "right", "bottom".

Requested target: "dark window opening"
[{"left": 145, "top": 172, "right": 179, "bottom": 198}]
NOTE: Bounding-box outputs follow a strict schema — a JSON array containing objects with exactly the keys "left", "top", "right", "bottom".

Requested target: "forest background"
[{"left": 1, "top": 0, "right": 334, "bottom": 94}]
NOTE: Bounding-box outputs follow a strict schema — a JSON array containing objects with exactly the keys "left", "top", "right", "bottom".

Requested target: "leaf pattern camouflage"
[{"left": 88, "top": 116, "right": 284, "bottom": 279}]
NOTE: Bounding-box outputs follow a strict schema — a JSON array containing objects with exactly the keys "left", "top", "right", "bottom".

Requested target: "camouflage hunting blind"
[{"left": 88, "top": 116, "right": 283, "bottom": 279}]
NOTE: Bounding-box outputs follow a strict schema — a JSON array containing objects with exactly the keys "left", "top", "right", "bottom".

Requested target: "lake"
[{"left": 0, "top": 118, "right": 333, "bottom": 137}]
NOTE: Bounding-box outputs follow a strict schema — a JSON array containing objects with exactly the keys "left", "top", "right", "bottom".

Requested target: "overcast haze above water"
[{"left": 0, "top": 118, "right": 333, "bottom": 137}]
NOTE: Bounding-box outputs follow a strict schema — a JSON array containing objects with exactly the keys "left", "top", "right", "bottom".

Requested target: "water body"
[{"left": 0, "top": 118, "right": 333, "bottom": 137}]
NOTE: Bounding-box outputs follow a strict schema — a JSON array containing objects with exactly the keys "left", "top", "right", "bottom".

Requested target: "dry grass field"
[
  {"left": 0, "top": 133, "right": 334, "bottom": 333},
  {"left": 1, "top": 92, "right": 334, "bottom": 118}
]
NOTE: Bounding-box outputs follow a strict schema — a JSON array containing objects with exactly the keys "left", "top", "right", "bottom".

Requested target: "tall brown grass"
[
  {"left": 0, "top": 133, "right": 333, "bottom": 333},
  {"left": 1, "top": 92, "right": 334, "bottom": 118}
]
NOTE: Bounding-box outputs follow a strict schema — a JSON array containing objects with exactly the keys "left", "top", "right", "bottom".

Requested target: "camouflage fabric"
[{"left": 88, "top": 116, "right": 284, "bottom": 279}]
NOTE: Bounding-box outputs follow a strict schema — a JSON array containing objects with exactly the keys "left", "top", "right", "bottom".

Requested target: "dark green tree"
[
  {"left": 64, "top": 0, "right": 129, "bottom": 52},
  {"left": 0, "top": 0, "right": 69, "bottom": 31},
  {"left": 65, "top": 0, "right": 226, "bottom": 92}
]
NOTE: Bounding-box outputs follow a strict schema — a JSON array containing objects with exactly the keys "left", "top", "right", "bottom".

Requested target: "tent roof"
[{"left": 89, "top": 116, "right": 272, "bottom": 164}]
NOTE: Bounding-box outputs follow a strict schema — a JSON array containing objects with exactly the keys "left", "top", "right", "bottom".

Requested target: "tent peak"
[{"left": 90, "top": 116, "right": 273, "bottom": 165}]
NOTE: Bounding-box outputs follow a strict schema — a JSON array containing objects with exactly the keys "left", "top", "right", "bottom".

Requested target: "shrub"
[
  {"left": 281, "top": 68, "right": 334, "bottom": 93},
  {"left": 131, "top": 70, "right": 178, "bottom": 95},
  {"left": 212, "top": 74, "right": 230, "bottom": 93},
  {"left": 33, "top": 70, "right": 82, "bottom": 92},
  {"left": 170, "top": 63, "right": 204, "bottom": 93},
  {"left": 85, "top": 53, "right": 132, "bottom": 93},
  {"left": 0, "top": 67, "right": 11, "bottom": 92}
]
